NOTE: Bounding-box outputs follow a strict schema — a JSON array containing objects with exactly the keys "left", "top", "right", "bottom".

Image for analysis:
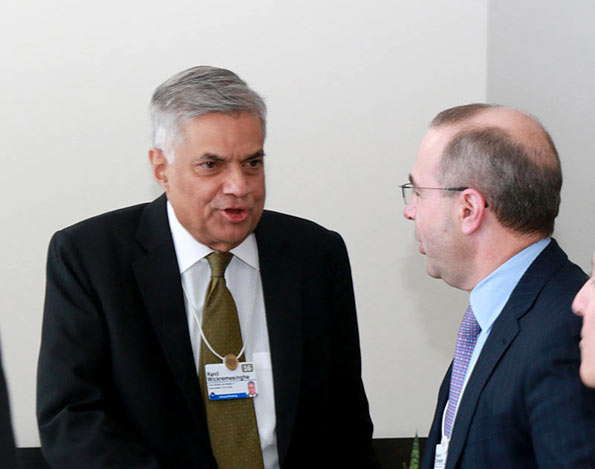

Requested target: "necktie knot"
[{"left": 207, "top": 251, "right": 233, "bottom": 278}]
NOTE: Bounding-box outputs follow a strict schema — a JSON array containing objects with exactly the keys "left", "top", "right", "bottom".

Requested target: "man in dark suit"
[
  {"left": 37, "top": 66, "right": 378, "bottom": 468},
  {"left": 401, "top": 103, "right": 595, "bottom": 468},
  {"left": 0, "top": 347, "right": 18, "bottom": 468}
]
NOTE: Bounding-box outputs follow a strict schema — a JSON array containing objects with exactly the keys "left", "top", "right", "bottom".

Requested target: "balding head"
[
  {"left": 432, "top": 104, "right": 558, "bottom": 163},
  {"left": 429, "top": 103, "right": 562, "bottom": 236}
]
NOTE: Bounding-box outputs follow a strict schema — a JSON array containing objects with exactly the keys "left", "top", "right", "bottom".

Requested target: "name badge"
[
  {"left": 434, "top": 441, "right": 448, "bottom": 469},
  {"left": 204, "top": 362, "right": 258, "bottom": 400}
]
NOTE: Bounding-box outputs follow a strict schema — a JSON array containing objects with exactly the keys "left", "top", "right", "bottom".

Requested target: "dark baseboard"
[
  {"left": 373, "top": 437, "right": 427, "bottom": 468},
  {"left": 17, "top": 438, "right": 427, "bottom": 468},
  {"left": 16, "top": 448, "right": 49, "bottom": 469}
]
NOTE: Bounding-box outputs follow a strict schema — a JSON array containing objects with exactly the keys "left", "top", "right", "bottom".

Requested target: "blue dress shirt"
[{"left": 464, "top": 237, "right": 551, "bottom": 391}]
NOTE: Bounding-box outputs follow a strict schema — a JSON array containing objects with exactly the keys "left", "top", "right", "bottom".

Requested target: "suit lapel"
[
  {"left": 421, "top": 365, "right": 452, "bottom": 469},
  {"left": 446, "top": 239, "right": 567, "bottom": 468},
  {"left": 131, "top": 195, "right": 207, "bottom": 430},
  {"left": 445, "top": 313, "right": 519, "bottom": 467},
  {"left": 255, "top": 211, "right": 303, "bottom": 465}
]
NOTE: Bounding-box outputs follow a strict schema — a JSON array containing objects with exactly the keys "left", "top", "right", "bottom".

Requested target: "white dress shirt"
[{"left": 167, "top": 202, "right": 279, "bottom": 469}]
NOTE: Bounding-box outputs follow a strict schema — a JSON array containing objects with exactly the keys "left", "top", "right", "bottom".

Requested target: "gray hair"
[
  {"left": 150, "top": 65, "right": 267, "bottom": 160},
  {"left": 432, "top": 104, "right": 562, "bottom": 237}
]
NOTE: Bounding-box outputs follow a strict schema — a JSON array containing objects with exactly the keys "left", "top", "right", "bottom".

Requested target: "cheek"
[
  {"left": 416, "top": 218, "right": 434, "bottom": 242},
  {"left": 585, "top": 302, "right": 595, "bottom": 333},
  {"left": 575, "top": 283, "right": 595, "bottom": 317},
  {"left": 252, "top": 177, "right": 266, "bottom": 198},
  {"left": 191, "top": 184, "right": 220, "bottom": 207},
  {"left": 588, "top": 285, "right": 595, "bottom": 314},
  {"left": 579, "top": 302, "right": 595, "bottom": 347}
]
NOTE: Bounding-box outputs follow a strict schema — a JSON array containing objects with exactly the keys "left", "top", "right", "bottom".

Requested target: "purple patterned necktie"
[{"left": 444, "top": 305, "right": 481, "bottom": 438}]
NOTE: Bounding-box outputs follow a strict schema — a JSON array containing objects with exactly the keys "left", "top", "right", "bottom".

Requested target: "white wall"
[
  {"left": 487, "top": 0, "right": 595, "bottom": 274},
  {"left": 1, "top": 0, "right": 488, "bottom": 446},
  {"left": 7, "top": 0, "right": 593, "bottom": 451}
]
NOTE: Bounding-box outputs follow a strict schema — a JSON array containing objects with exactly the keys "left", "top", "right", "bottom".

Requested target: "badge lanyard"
[
  {"left": 181, "top": 261, "right": 259, "bottom": 369},
  {"left": 433, "top": 406, "right": 450, "bottom": 469}
]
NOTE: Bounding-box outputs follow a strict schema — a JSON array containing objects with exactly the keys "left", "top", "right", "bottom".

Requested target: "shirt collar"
[
  {"left": 469, "top": 237, "right": 551, "bottom": 333},
  {"left": 167, "top": 200, "right": 259, "bottom": 274}
]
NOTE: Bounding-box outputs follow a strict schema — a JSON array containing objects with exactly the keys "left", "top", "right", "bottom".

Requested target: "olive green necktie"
[{"left": 198, "top": 251, "right": 264, "bottom": 469}]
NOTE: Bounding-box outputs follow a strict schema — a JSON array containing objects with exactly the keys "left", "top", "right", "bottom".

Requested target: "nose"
[
  {"left": 403, "top": 202, "right": 416, "bottom": 221},
  {"left": 222, "top": 166, "right": 250, "bottom": 198},
  {"left": 572, "top": 283, "right": 587, "bottom": 317}
]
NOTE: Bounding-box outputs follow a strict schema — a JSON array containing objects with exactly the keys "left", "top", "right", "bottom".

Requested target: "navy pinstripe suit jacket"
[{"left": 422, "top": 239, "right": 595, "bottom": 468}]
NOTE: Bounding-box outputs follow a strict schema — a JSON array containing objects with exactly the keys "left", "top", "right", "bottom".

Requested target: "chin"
[
  {"left": 215, "top": 231, "right": 253, "bottom": 250},
  {"left": 426, "top": 270, "right": 442, "bottom": 280},
  {"left": 581, "top": 359, "right": 595, "bottom": 389},
  {"left": 425, "top": 262, "right": 442, "bottom": 280}
]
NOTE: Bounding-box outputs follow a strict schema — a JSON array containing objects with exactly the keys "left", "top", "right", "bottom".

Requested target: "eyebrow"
[
  {"left": 408, "top": 173, "right": 416, "bottom": 185},
  {"left": 244, "top": 150, "right": 265, "bottom": 161},
  {"left": 199, "top": 153, "right": 224, "bottom": 161},
  {"left": 198, "top": 150, "right": 265, "bottom": 161}
]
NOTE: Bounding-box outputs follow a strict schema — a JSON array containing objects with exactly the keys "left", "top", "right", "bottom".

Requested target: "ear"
[
  {"left": 148, "top": 148, "right": 169, "bottom": 191},
  {"left": 459, "top": 188, "right": 487, "bottom": 235}
]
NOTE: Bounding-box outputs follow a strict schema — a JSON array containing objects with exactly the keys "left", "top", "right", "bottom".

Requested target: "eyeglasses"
[{"left": 398, "top": 182, "right": 467, "bottom": 205}]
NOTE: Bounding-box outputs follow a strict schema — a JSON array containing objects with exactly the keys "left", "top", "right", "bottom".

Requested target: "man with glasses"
[{"left": 401, "top": 103, "right": 595, "bottom": 468}]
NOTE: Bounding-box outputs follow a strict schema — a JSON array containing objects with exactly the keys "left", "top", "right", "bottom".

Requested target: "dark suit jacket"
[
  {"left": 37, "top": 195, "right": 378, "bottom": 468},
  {"left": 421, "top": 239, "right": 595, "bottom": 468},
  {"left": 0, "top": 349, "right": 18, "bottom": 469}
]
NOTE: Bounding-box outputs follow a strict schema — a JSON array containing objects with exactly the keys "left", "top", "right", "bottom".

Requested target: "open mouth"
[{"left": 222, "top": 208, "right": 248, "bottom": 223}]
